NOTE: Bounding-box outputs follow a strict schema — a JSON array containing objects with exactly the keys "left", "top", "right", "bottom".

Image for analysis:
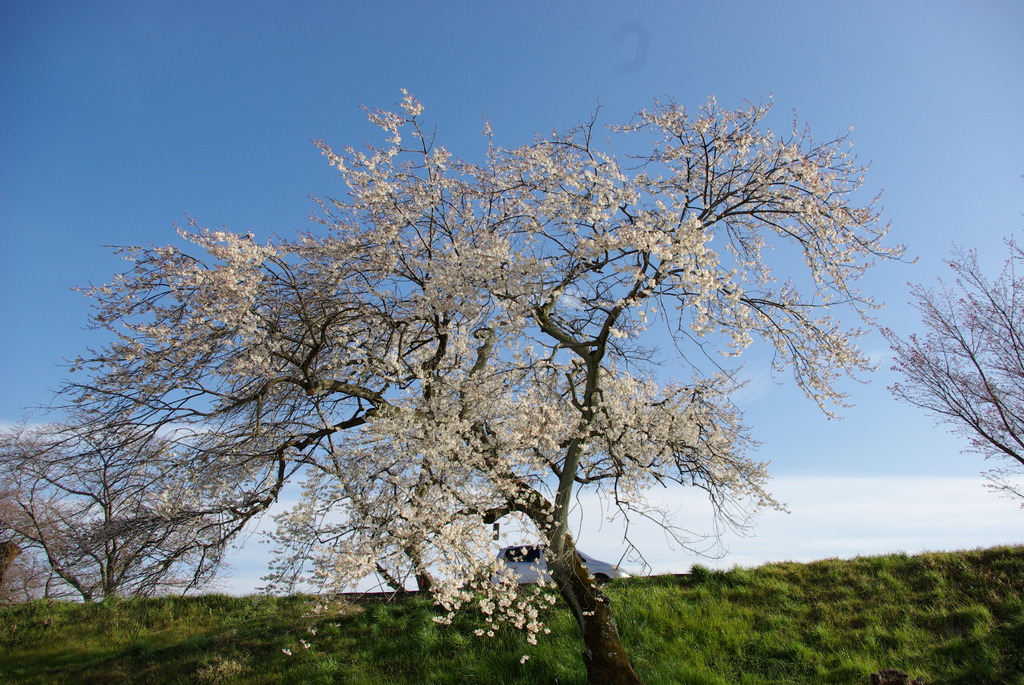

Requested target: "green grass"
[{"left": 2, "top": 546, "right": 1022, "bottom": 684}]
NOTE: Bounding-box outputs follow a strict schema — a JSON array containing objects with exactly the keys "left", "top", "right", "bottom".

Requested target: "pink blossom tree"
[
  {"left": 66, "top": 93, "right": 900, "bottom": 683},
  {"left": 0, "top": 420, "right": 225, "bottom": 601},
  {"left": 886, "top": 237, "right": 1024, "bottom": 505}
]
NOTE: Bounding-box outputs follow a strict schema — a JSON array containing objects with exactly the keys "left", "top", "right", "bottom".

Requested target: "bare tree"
[
  {"left": 65, "top": 93, "right": 900, "bottom": 682},
  {"left": 0, "top": 420, "right": 226, "bottom": 601},
  {"left": 886, "top": 237, "right": 1024, "bottom": 504}
]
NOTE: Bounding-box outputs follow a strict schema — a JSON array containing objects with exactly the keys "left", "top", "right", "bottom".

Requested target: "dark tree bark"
[{"left": 548, "top": 541, "right": 644, "bottom": 685}]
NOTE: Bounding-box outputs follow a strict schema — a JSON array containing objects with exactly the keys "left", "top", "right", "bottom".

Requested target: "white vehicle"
[{"left": 496, "top": 545, "right": 629, "bottom": 584}]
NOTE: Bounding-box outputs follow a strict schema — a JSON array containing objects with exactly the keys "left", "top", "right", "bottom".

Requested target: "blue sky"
[{"left": 2, "top": 1, "right": 1022, "bottom": 585}]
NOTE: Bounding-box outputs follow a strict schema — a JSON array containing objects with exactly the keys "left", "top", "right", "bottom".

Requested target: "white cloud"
[{"left": 569, "top": 475, "right": 1022, "bottom": 575}]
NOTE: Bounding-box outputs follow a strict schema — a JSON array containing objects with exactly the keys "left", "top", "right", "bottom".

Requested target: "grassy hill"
[{"left": 2, "top": 546, "right": 1021, "bottom": 684}]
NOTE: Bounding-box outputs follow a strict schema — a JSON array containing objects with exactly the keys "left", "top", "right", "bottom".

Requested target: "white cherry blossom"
[{"left": 66, "top": 94, "right": 901, "bottom": 684}]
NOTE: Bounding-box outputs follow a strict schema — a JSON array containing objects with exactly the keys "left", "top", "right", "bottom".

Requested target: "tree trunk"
[{"left": 548, "top": 544, "right": 644, "bottom": 685}]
